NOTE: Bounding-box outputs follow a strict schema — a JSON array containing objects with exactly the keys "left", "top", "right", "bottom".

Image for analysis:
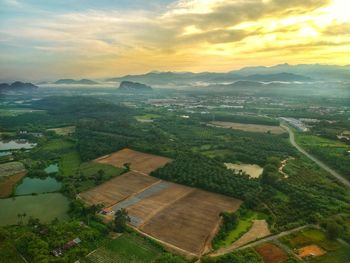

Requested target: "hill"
[
  {"left": 118, "top": 81, "right": 152, "bottom": 91},
  {"left": 0, "top": 81, "right": 38, "bottom": 92}
]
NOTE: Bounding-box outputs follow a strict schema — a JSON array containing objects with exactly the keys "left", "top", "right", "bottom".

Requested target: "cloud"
[{"left": 1, "top": 0, "right": 349, "bottom": 79}]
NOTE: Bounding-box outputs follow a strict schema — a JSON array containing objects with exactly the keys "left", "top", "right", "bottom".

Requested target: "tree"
[
  {"left": 326, "top": 222, "right": 342, "bottom": 240},
  {"left": 114, "top": 209, "right": 130, "bottom": 232}
]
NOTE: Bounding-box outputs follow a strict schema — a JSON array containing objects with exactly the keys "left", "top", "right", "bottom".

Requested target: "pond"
[
  {"left": 0, "top": 193, "right": 69, "bottom": 226},
  {"left": 15, "top": 176, "right": 62, "bottom": 195},
  {"left": 0, "top": 140, "right": 36, "bottom": 151},
  {"left": 44, "top": 163, "right": 59, "bottom": 174}
]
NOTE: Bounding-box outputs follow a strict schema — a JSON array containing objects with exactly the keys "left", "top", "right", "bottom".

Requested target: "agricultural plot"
[
  {"left": 255, "top": 243, "right": 288, "bottom": 263},
  {"left": 94, "top": 148, "right": 172, "bottom": 174},
  {"left": 80, "top": 149, "right": 242, "bottom": 257},
  {"left": 81, "top": 234, "right": 162, "bottom": 263},
  {"left": 0, "top": 162, "right": 27, "bottom": 198},
  {"left": 140, "top": 189, "right": 241, "bottom": 256},
  {"left": 209, "top": 121, "right": 286, "bottom": 134},
  {"left": 226, "top": 220, "right": 270, "bottom": 251},
  {"left": 279, "top": 228, "right": 350, "bottom": 263},
  {"left": 0, "top": 161, "right": 26, "bottom": 177},
  {"left": 79, "top": 171, "right": 160, "bottom": 207}
]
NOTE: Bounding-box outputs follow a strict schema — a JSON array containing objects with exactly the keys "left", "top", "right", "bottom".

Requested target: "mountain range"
[
  {"left": 107, "top": 64, "right": 350, "bottom": 86},
  {"left": 0, "top": 81, "right": 38, "bottom": 92}
]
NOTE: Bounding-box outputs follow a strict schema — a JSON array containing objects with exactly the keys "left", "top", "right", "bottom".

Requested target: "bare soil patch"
[
  {"left": 79, "top": 171, "right": 160, "bottom": 206},
  {"left": 298, "top": 244, "right": 325, "bottom": 258},
  {"left": 95, "top": 148, "right": 172, "bottom": 174},
  {"left": 210, "top": 121, "right": 285, "bottom": 134},
  {"left": 0, "top": 162, "right": 26, "bottom": 177},
  {"left": 225, "top": 163, "right": 263, "bottom": 178},
  {"left": 255, "top": 243, "right": 288, "bottom": 263},
  {"left": 224, "top": 220, "right": 271, "bottom": 253},
  {"left": 127, "top": 183, "right": 193, "bottom": 226}
]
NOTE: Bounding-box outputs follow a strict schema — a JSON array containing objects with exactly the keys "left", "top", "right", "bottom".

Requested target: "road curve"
[{"left": 281, "top": 124, "right": 350, "bottom": 188}]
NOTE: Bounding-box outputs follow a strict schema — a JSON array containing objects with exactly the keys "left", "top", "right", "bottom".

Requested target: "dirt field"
[
  {"left": 79, "top": 171, "right": 160, "bottom": 206},
  {"left": 126, "top": 183, "right": 193, "bottom": 226},
  {"left": 255, "top": 243, "right": 288, "bottom": 263},
  {"left": 0, "top": 172, "right": 26, "bottom": 198},
  {"left": 95, "top": 148, "right": 172, "bottom": 174},
  {"left": 140, "top": 189, "right": 241, "bottom": 256},
  {"left": 80, "top": 149, "right": 242, "bottom": 257},
  {"left": 231, "top": 220, "right": 270, "bottom": 250},
  {"left": 209, "top": 121, "right": 285, "bottom": 134},
  {"left": 225, "top": 163, "right": 263, "bottom": 178},
  {"left": 0, "top": 162, "right": 26, "bottom": 177},
  {"left": 298, "top": 244, "right": 325, "bottom": 258}
]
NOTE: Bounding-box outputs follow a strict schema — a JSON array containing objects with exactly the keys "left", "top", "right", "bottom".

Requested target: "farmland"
[
  {"left": 255, "top": 243, "right": 287, "bottom": 263},
  {"left": 79, "top": 171, "right": 160, "bottom": 207},
  {"left": 80, "top": 149, "right": 242, "bottom": 257},
  {"left": 209, "top": 121, "right": 286, "bottom": 134},
  {"left": 81, "top": 234, "right": 163, "bottom": 263},
  {"left": 0, "top": 162, "right": 27, "bottom": 198},
  {"left": 279, "top": 228, "right": 350, "bottom": 263},
  {"left": 95, "top": 148, "right": 172, "bottom": 174}
]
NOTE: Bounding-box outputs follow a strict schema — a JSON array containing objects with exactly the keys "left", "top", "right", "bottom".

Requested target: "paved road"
[{"left": 281, "top": 124, "right": 350, "bottom": 188}]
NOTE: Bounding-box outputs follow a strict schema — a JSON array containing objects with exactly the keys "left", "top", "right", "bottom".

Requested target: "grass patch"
[
  {"left": 279, "top": 228, "right": 342, "bottom": 251},
  {"left": 215, "top": 211, "right": 262, "bottom": 248},
  {"left": 81, "top": 233, "right": 162, "bottom": 263},
  {"left": 79, "top": 162, "right": 124, "bottom": 178},
  {"left": 41, "top": 139, "right": 74, "bottom": 152},
  {"left": 60, "top": 151, "right": 81, "bottom": 176},
  {"left": 310, "top": 245, "right": 350, "bottom": 263}
]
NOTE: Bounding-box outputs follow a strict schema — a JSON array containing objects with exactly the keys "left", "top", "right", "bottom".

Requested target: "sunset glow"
[{"left": 0, "top": 0, "right": 349, "bottom": 80}]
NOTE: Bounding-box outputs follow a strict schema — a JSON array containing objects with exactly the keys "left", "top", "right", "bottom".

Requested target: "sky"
[{"left": 0, "top": 0, "right": 350, "bottom": 81}]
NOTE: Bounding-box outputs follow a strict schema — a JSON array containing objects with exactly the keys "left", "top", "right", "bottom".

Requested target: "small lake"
[
  {"left": 0, "top": 140, "right": 36, "bottom": 151},
  {"left": 15, "top": 177, "right": 62, "bottom": 196},
  {"left": 0, "top": 193, "right": 69, "bottom": 226},
  {"left": 44, "top": 163, "right": 59, "bottom": 174}
]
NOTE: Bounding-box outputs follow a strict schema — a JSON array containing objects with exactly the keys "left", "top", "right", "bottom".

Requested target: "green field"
[
  {"left": 215, "top": 212, "right": 261, "bottom": 248},
  {"left": 311, "top": 246, "right": 350, "bottom": 263},
  {"left": 60, "top": 151, "right": 81, "bottom": 176},
  {"left": 280, "top": 228, "right": 341, "bottom": 250},
  {"left": 295, "top": 133, "right": 350, "bottom": 178},
  {"left": 279, "top": 228, "right": 350, "bottom": 263},
  {"left": 82, "top": 234, "right": 162, "bottom": 263},
  {"left": 41, "top": 139, "right": 74, "bottom": 152},
  {"left": 0, "top": 193, "right": 69, "bottom": 226},
  {"left": 79, "top": 162, "right": 124, "bottom": 178}
]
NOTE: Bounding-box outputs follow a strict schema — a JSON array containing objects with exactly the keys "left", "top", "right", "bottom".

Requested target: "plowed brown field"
[
  {"left": 140, "top": 189, "right": 241, "bottom": 256},
  {"left": 79, "top": 171, "right": 160, "bottom": 206},
  {"left": 94, "top": 148, "right": 172, "bottom": 174}
]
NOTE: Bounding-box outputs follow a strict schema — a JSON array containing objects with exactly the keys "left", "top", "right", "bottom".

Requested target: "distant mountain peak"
[{"left": 118, "top": 81, "right": 152, "bottom": 91}]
